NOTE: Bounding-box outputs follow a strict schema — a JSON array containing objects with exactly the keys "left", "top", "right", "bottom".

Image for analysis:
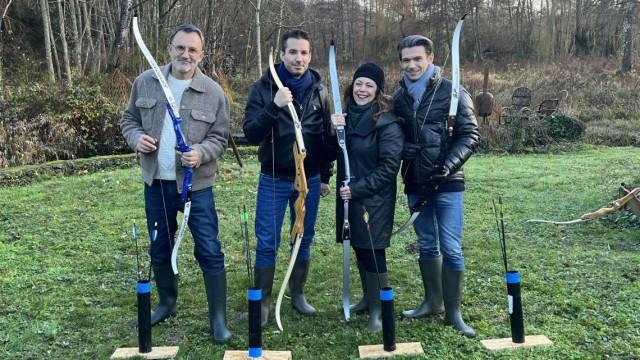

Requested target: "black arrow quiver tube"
[
  {"left": 506, "top": 271, "right": 524, "bottom": 343},
  {"left": 248, "top": 287, "right": 262, "bottom": 359},
  {"left": 136, "top": 280, "right": 152, "bottom": 353},
  {"left": 380, "top": 287, "right": 396, "bottom": 352}
]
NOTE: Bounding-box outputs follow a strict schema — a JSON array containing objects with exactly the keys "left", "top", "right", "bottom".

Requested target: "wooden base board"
[
  {"left": 358, "top": 342, "right": 424, "bottom": 359},
  {"left": 110, "top": 346, "right": 180, "bottom": 359},
  {"left": 223, "top": 350, "right": 292, "bottom": 360},
  {"left": 481, "top": 335, "right": 553, "bottom": 351}
]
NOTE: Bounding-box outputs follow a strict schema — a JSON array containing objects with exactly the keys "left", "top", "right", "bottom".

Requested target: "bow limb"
[
  {"left": 268, "top": 50, "right": 308, "bottom": 332},
  {"left": 447, "top": 14, "right": 467, "bottom": 136},
  {"left": 133, "top": 17, "right": 192, "bottom": 274},
  {"left": 526, "top": 187, "right": 640, "bottom": 224}
]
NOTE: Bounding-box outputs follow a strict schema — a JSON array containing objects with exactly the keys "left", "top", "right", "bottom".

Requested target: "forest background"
[
  {"left": 1, "top": 1, "right": 640, "bottom": 359},
  {"left": 1, "top": 0, "right": 640, "bottom": 167}
]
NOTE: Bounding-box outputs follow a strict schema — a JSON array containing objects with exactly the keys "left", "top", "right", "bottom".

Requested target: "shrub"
[
  {"left": 0, "top": 79, "right": 129, "bottom": 167},
  {"left": 478, "top": 112, "right": 585, "bottom": 153}
]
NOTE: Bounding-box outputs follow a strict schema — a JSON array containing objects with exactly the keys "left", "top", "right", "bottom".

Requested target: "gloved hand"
[
  {"left": 402, "top": 143, "right": 421, "bottom": 160},
  {"left": 430, "top": 165, "right": 450, "bottom": 185}
]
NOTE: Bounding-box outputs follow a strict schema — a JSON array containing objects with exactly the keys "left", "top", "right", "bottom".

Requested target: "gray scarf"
[{"left": 403, "top": 64, "right": 438, "bottom": 110}]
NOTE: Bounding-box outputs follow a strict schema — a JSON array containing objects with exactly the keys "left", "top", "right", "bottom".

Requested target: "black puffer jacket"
[
  {"left": 243, "top": 67, "right": 335, "bottom": 182},
  {"left": 393, "top": 69, "right": 479, "bottom": 195},
  {"left": 332, "top": 110, "right": 403, "bottom": 249}
]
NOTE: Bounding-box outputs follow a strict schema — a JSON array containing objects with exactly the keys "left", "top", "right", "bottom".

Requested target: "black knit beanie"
[{"left": 352, "top": 62, "right": 385, "bottom": 91}]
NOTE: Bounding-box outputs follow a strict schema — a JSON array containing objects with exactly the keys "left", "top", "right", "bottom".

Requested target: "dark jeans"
[
  {"left": 254, "top": 173, "right": 321, "bottom": 268},
  {"left": 144, "top": 180, "right": 225, "bottom": 274}
]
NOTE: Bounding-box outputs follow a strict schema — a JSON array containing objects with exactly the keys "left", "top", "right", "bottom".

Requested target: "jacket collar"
[
  {"left": 261, "top": 65, "right": 323, "bottom": 91},
  {"left": 153, "top": 64, "right": 208, "bottom": 93}
]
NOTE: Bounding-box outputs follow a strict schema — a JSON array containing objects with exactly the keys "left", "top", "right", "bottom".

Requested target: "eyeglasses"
[{"left": 170, "top": 44, "right": 201, "bottom": 55}]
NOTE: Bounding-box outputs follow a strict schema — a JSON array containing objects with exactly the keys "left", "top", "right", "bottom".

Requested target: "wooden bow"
[
  {"left": 268, "top": 50, "right": 308, "bottom": 332},
  {"left": 526, "top": 187, "right": 640, "bottom": 225}
]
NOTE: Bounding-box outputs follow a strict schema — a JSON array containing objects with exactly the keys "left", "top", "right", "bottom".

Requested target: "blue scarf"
[
  {"left": 277, "top": 63, "right": 313, "bottom": 105},
  {"left": 403, "top": 64, "right": 438, "bottom": 110}
]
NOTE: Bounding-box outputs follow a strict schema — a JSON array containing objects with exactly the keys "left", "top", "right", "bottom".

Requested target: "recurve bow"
[
  {"left": 526, "top": 187, "right": 640, "bottom": 224},
  {"left": 268, "top": 50, "right": 308, "bottom": 332},
  {"left": 329, "top": 40, "right": 352, "bottom": 321}
]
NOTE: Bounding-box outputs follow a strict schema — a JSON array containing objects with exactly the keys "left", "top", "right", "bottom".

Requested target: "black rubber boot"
[
  {"left": 151, "top": 265, "right": 178, "bottom": 326},
  {"left": 350, "top": 261, "right": 368, "bottom": 314},
  {"left": 254, "top": 266, "right": 275, "bottom": 328},
  {"left": 365, "top": 271, "right": 388, "bottom": 333},
  {"left": 203, "top": 270, "right": 232, "bottom": 343},
  {"left": 442, "top": 267, "right": 476, "bottom": 338},
  {"left": 289, "top": 260, "right": 316, "bottom": 315},
  {"left": 402, "top": 257, "right": 444, "bottom": 318}
]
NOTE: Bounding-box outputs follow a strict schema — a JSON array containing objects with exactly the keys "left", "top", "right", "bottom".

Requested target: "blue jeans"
[
  {"left": 408, "top": 192, "right": 465, "bottom": 270},
  {"left": 254, "top": 173, "right": 321, "bottom": 268},
  {"left": 144, "top": 180, "right": 225, "bottom": 274}
]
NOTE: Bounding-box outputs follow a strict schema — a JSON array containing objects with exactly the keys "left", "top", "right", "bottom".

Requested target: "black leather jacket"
[
  {"left": 332, "top": 110, "right": 403, "bottom": 249},
  {"left": 393, "top": 69, "right": 480, "bottom": 195},
  {"left": 243, "top": 67, "right": 335, "bottom": 182}
]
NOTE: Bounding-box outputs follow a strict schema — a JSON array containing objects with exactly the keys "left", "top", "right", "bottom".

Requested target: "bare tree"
[
  {"left": 40, "top": 0, "right": 55, "bottom": 82},
  {"left": 247, "top": 0, "right": 263, "bottom": 75},
  {"left": 68, "top": 0, "right": 81, "bottom": 71},
  {"left": 107, "top": 0, "right": 132, "bottom": 72},
  {"left": 57, "top": 0, "right": 72, "bottom": 84},
  {"left": 0, "top": 0, "right": 13, "bottom": 90},
  {"left": 621, "top": 0, "right": 638, "bottom": 73}
]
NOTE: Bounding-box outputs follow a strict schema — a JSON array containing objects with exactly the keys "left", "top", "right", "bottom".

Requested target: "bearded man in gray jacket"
[{"left": 120, "top": 23, "right": 231, "bottom": 343}]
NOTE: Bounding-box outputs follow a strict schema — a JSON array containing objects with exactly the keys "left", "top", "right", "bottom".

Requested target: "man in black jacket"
[
  {"left": 243, "top": 29, "right": 334, "bottom": 328},
  {"left": 393, "top": 35, "right": 480, "bottom": 337}
]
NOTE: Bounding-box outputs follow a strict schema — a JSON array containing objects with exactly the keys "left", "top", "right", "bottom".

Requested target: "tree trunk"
[
  {"left": 80, "top": 0, "right": 92, "bottom": 74},
  {"left": 57, "top": 0, "right": 72, "bottom": 85},
  {"left": 92, "top": 0, "right": 105, "bottom": 74},
  {"left": 255, "top": 0, "right": 262, "bottom": 75},
  {"left": 40, "top": 0, "right": 55, "bottom": 82},
  {"left": 107, "top": 0, "right": 132, "bottom": 72},
  {"left": 473, "top": 2, "right": 482, "bottom": 62},
  {"left": 621, "top": 0, "right": 638, "bottom": 73},
  {"left": 68, "top": 0, "right": 81, "bottom": 72},
  {"left": 275, "top": 0, "right": 284, "bottom": 54},
  {"left": 1, "top": 0, "right": 14, "bottom": 91}
]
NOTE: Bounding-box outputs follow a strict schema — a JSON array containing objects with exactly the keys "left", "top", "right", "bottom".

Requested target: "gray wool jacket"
[{"left": 120, "top": 65, "right": 229, "bottom": 192}]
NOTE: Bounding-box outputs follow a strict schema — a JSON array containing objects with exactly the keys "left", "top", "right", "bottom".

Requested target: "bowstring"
[{"left": 159, "top": 180, "right": 174, "bottom": 263}]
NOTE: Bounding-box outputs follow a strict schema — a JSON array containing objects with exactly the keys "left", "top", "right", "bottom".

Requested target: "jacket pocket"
[
  {"left": 186, "top": 109, "right": 216, "bottom": 143},
  {"left": 135, "top": 97, "right": 158, "bottom": 131}
]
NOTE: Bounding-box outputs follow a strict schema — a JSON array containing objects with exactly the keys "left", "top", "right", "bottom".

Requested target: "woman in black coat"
[{"left": 331, "top": 63, "right": 404, "bottom": 332}]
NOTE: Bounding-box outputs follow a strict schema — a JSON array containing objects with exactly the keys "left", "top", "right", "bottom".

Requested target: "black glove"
[
  {"left": 402, "top": 143, "right": 421, "bottom": 160},
  {"left": 430, "top": 165, "right": 450, "bottom": 185}
]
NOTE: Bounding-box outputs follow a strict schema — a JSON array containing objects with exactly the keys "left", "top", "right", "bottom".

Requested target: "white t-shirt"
[{"left": 156, "top": 74, "right": 192, "bottom": 180}]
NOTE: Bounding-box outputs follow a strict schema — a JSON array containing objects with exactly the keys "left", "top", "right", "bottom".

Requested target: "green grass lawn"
[{"left": 1, "top": 146, "right": 639, "bottom": 359}]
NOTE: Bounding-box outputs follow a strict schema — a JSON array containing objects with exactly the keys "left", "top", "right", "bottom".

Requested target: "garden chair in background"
[
  {"left": 500, "top": 86, "right": 532, "bottom": 124},
  {"left": 537, "top": 89, "right": 568, "bottom": 115}
]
